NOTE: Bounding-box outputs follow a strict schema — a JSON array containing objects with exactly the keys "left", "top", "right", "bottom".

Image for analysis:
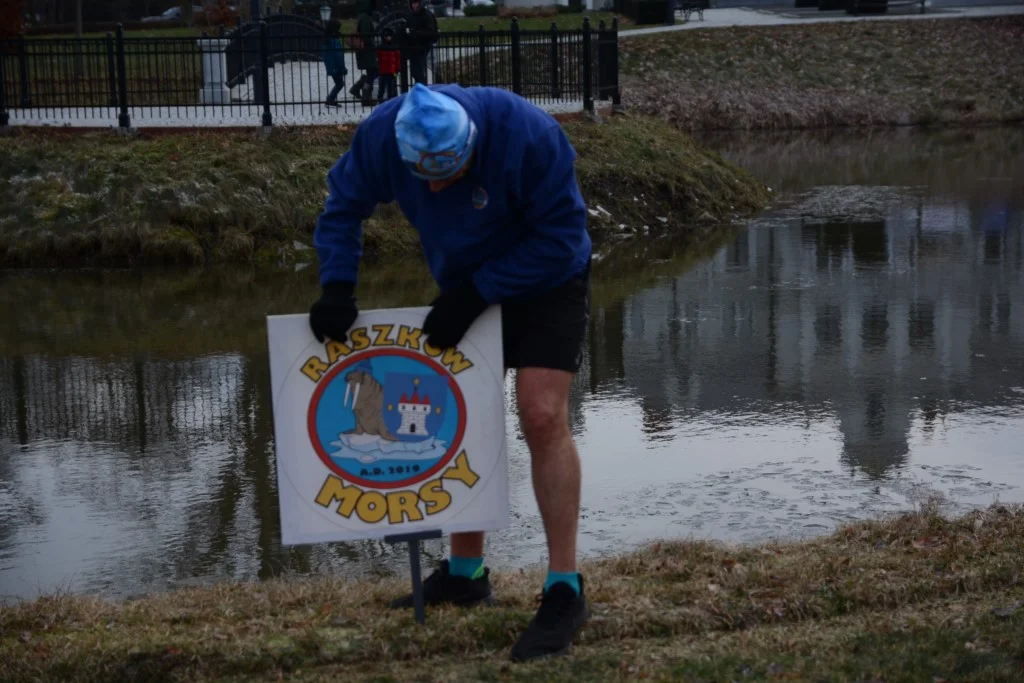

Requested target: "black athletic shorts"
[{"left": 501, "top": 262, "right": 591, "bottom": 373}]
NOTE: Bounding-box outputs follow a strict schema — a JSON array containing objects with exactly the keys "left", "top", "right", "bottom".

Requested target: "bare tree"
[
  {"left": 264, "top": 0, "right": 292, "bottom": 16},
  {"left": 241, "top": 0, "right": 261, "bottom": 21},
  {"left": 266, "top": 0, "right": 292, "bottom": 13},
  {"left": 0, "top": 0, "right": 26, "bottom": 38},
  {"left": 74, "top": 0, "right": 83, "bottom": 77}
]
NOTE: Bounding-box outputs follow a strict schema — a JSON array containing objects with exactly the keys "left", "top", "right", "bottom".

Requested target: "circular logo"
[
  {"left": 472, "top": 186, "right": 488, "bottom": 210},
  {"left": 307, "top": 349, "right": 466, "bottom": 490}
]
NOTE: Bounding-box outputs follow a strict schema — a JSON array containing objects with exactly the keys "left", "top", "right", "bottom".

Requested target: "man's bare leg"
[
  {"left": 450, "top": 532, "right": 484, "bottom": 558},
  {"left": 516, "top": 367, "right": 580, "bottom": 574},
  {"left": 507, "top": 365, "right": 587, "bottom": 662}
]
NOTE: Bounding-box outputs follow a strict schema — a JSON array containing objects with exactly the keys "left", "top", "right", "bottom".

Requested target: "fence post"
[
  {"left": 18, "top": 35, "right": 30, "bottom": 107},
  {"left": 549, "top": 22, "right": 559, "bottom": 99},
  {"left": 399, "top": 31, "right": 410, "bottom": 94},
  {"left": 399, "top": 26, "right": 411, "bottom": 92},
  {"left": 510, "top": 18, "right": 521, "bottom": 96},
  {"left": 611, "top": 17, "right": 620, "bottom": 108},
  {"left": 106, "top": 32, "right": 117, "bottom": 107},
  {"left": 259, "top": 21, "right": 272, "bottom": 128},
  {"left": 581, "top": 16, "right": 593, "bottom": 113},
  {"left": 597, "top": 19, "right": 607, "bottom": 101},
  {"left": 115, "top": 25, "right": 130, "bottom": 129},
  {"left": 198, "top": 36, "right": 232, "bottom": 104},
  {"left": 477, "top": 24, "right": 487, "bottom": 87}
]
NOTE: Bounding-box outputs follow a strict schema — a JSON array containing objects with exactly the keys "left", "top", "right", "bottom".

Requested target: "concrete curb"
[{"left": 617, "top": 3, "right": 1023, "bottom": 38}]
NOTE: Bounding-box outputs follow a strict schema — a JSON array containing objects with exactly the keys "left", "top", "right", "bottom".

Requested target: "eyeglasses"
[{"left": 406, "top": 149, "right": 465, "bottom": 180}]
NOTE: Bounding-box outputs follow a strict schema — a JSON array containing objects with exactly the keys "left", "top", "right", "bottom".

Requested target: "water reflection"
[
  {"left": 3, "top": 129, "right": 1024, "bottom": 602},
  {"left": 0, "top": 267, "right": 439, "bottom": 601},
  {"left": 603, "top": 202, "right": 1024, "bottom": 482}
]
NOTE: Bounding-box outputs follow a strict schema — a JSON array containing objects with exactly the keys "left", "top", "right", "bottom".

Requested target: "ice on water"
[{"left": 329, "top": 433, "right": 449, "bottom": 464}]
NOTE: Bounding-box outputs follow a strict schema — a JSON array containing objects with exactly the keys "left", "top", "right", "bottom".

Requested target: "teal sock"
[
  {"left": 449, "top": 555, "right": 485, "bottom": 580},
  {"left": 544, "top": 571, "right": 580, "bottom": 595}
]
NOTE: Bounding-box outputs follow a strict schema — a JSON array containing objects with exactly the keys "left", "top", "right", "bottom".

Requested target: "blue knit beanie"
[{"left": 395, "top": 84, "right": 477, "bottom": 180}]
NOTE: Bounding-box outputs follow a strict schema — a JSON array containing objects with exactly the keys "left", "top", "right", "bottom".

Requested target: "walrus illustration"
[{"left": 343, "top": 369, "right": 398, "bottom": 441}]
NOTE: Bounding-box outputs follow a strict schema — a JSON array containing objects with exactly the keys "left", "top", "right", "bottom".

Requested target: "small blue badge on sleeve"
[{"left": 472, "top": 187, "right": 489, "bottom": 210}]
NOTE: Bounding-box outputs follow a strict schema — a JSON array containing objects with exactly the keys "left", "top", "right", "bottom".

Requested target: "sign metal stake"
[{"left": 385, "top": 529, "right": 443, "bottom": 625}]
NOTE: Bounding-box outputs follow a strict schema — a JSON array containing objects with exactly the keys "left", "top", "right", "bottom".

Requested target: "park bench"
[
  {"left": 678, "top": 0, "right": 704, "bottom": 21},
  {"left": 844, "top": 0, "right": 926, "bottom": 14}
]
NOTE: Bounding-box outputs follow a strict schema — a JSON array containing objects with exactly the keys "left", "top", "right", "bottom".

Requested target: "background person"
[
  {"left": 348, "top": 0, "right": 379, "bottom": 101},
  {"left": 322, "top": 18, "right": 348, "bottom": 106},
  {"left": 403, "top": 0, "right": 438, "bottom": 85}
]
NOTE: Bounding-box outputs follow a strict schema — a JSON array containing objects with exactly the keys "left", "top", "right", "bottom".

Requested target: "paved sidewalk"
[{"left": 619, "top": 3, "right": 1023, "bottom": 37}]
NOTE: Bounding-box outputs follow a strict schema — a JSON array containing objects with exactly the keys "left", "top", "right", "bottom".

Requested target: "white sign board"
[{"left": 267, "top": 307, "right": 509, "bottom": 545}]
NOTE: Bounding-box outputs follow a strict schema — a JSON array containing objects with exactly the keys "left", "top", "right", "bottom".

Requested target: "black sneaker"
[
  {"left": 509, "top": 576, "right": 589, "bottom": 662},
  {"left": 388, "top": 559, "right": 497, "bottom": 609}
]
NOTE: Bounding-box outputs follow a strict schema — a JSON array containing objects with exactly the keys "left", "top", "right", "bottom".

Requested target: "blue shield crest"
[{"left": 382, "top": 372, "right": 450, "bottom": 442}]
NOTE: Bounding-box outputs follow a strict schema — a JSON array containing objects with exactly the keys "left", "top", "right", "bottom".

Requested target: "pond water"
[{"left": 2, "top": 126, "right": 1023, "bottom": 602}]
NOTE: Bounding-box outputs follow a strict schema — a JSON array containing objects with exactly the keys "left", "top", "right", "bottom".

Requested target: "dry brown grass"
[
  {"left": 2, "top": 504, "right": 1022, "bottom": 681},
  {"left": 620, "top": 16, "right": 1024, "bottom": 130}
]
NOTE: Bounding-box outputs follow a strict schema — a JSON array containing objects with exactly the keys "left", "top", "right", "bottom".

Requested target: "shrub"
[
  {"left": 498, "top": 5, "right": 559, "bottom": 19},
  {"left": 622, "top": 0, "right": 673, "bottom": 26},
  {"left": 463, "top": 4, "right": 499, "bottom": 17}
]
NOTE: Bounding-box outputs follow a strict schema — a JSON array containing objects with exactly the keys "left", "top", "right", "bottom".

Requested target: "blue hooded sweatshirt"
[
  {"left": 313, "top": 85, "right": 591, "bottom": 304},
  {"left": 321, "top": 37, "right": 346, "bottom": 77}
]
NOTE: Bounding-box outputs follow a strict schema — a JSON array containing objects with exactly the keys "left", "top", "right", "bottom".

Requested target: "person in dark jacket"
[
  {"left": 321, "top": 18, "right": 347, "bottom": 106},
  {"left": 348, "top": 0, "right": 378, "bottom": 100},
  {"left": 403, "top": 0, "right": 437, "bottom": 85},
  {"left": 309, "top": 83, "right": 591, "bottom": 663}
]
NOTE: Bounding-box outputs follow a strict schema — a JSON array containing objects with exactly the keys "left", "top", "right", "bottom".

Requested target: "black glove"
[
  {"left": 309, "top": 280, "right": 358, "bottom": 343},
  {"left": 422, "top": 280, "right": 489, "bottom": 350}
]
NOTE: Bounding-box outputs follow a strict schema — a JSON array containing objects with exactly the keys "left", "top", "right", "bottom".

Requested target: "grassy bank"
[
  {"left": 0, "top": 114, "right": 769, "bottom": 268},
  {"left": 620, "top": 16, "right": 1024, "bottom": 130},
  {"left": 2, "top": 504, "right": 1022, "bottom": 681}
]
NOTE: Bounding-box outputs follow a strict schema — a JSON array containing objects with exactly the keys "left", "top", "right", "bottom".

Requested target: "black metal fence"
[{"left": 0, "top": 18, "right": 619, "bottom": 129}]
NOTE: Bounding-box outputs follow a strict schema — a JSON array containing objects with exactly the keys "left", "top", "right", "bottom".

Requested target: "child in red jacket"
[{"left": 376, "top": 27, "right": 400, "bottom": 101}]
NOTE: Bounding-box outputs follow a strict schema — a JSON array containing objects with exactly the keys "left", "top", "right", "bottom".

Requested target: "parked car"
[
  {"left": 142, "top": 5, "right": 207, "bottom": 23},
  {"left": 294, "top": 0, "right": 359, "bottom": 21},
  {"left": 428, "top": 0, "right": 451, "bottom": 16}
]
